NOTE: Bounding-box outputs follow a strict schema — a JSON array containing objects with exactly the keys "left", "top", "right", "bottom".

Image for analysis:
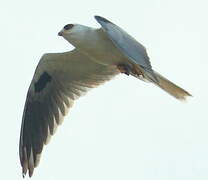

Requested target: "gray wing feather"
[
  {"left": 19, "top": 49, "right": 119, "bottom": 177},
  {"left": 94, "top": 16, "right": 157, "bottom": 82}
]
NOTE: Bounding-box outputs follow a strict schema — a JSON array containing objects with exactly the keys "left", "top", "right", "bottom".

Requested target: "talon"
[{"left": 117, "top": 64, "right": 131, "bottom": 75}]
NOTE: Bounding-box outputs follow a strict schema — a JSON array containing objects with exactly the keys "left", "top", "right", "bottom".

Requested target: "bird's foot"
[{"left": 117, "top": 64, "right": 131, "bottom": 76}]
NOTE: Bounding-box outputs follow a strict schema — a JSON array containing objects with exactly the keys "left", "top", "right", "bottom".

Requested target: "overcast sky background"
[{"left": 1, "top": 0, "right": 207, "bottom": 179}]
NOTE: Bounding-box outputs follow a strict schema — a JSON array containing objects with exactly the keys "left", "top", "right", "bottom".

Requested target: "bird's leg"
[{"left": 117, "top": 64, "right": 132, "bottom": 76}]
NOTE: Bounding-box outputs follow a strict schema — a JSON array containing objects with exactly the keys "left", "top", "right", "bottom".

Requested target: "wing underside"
[{"left": 19, "top": 49, "right": 119, "bottom": 177}]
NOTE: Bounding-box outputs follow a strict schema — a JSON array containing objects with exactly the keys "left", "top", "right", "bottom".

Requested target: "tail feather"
[
  {"left": 119, "top": 63, "right": 192, "bottom": 101},
  {"left": 145, "top": 71, "right": 192, "bottom": 101}
]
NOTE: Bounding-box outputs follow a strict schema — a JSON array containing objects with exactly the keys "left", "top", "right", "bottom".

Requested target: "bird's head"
[{"left": 58, "top": 24, "right": 95, "bottom": 48}]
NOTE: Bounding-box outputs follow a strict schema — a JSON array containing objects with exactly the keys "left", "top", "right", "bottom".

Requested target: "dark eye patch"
[{"left": 64, "top": 24, "right": 74, "bottom": 30}]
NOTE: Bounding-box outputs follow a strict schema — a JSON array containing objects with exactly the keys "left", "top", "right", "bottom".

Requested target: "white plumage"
[{"left": 19, "top": 16, "right": 191, "bottom": 177}]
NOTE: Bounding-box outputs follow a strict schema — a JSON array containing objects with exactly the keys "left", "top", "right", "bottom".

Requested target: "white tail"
[
  {"left": 118, "top": 64, "right": 192, "bottom": 101},
  {"left": 148, "top": 71, "right": 192, "bottom": 101}
]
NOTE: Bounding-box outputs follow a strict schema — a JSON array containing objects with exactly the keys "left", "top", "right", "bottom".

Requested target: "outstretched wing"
[
  {"left": 19, "top": 49, "right": 119, "bottom": 177},
  {"left": 94, "top": 15, "right": 157, "bottom": 82}
]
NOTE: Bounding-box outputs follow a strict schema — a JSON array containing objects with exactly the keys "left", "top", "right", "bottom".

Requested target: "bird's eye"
[{"left": 64, "top": 24, "right": 74, "bottom": 30}]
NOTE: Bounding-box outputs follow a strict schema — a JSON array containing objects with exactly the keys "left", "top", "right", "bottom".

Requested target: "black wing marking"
[
  {"left": 34, "top": 72, "right": 52, "bottom": 93},
  {"left": 19, "top": 50, "right": 119, "bottom": 177}
]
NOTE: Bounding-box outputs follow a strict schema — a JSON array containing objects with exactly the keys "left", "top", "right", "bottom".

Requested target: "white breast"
[{"left": 79, "top": 28, "right": 127, "bottom": 66}]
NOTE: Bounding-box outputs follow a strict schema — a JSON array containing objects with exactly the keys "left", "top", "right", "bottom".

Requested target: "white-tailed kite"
[{"left": 19, "top": 15, "right": 191, "bottom": 177}]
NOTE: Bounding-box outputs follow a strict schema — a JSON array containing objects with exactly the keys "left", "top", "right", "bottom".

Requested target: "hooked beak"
[{"left": 58, "top": 31, "right": 63, "bottom": 36}]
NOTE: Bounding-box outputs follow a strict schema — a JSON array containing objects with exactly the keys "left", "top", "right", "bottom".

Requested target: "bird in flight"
[{"left": 19, "top": 15, "right": 191, "bottom": 177}]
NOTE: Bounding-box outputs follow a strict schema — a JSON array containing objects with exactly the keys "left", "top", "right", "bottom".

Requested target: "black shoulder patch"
[{"left": 34, "top": 72, "right": 52, "bottom": 93}]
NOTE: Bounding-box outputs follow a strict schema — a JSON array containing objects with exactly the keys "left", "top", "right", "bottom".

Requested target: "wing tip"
[
  {"left": 20, "top": 146, "right": 37, "bottom": 178},
  {"left": 22, "top": 168, "right": 34, "bottom": 178},
  {"left": 94, "top": 15, "right": 112, "bottom": 24}
]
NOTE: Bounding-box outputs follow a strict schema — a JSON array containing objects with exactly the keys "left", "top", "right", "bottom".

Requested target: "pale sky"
[{"left": 1, "top": 0, "right": 208, "bottom": 179}]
